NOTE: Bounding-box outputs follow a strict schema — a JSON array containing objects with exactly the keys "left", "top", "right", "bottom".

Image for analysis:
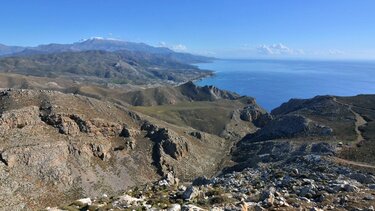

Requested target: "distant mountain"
[
  {"left": 0, "top": 38, "right": 214, "bottom": 63},
  {"left": 26, "top": 38, "right": 174, "bottom": 54},
  {"left": 0, "top": 50, "right": 212, "bottom": 85},
  {"left": 0, "top": 44, "right": 25, "bottom": 56}
]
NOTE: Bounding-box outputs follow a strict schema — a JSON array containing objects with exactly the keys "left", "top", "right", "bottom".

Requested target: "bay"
[{"left": 196, "top": 59, "right": 375, "bottom": 111}]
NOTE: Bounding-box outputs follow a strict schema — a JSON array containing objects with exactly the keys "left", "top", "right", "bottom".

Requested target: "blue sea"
[{"left": 196, "top": 59, "right": 375, "bottom": 111}]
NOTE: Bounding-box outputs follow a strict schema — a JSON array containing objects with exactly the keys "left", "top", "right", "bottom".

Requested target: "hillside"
[
  {"left": 121, "top": 81, "right": 241, "bottom": 106},
  {"left": 0, "top": 50, "right": 212, "bottom": 85},
  {"left": 41, "top": 93, "right": 375, "bottom": 211},
  {"left": 0, "top": 89, "right": 235, "bottom": 210}
]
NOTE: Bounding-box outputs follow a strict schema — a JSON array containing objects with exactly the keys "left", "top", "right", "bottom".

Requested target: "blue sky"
[{"left": 1, "top": 0, "right": 375, "bottom": 59}]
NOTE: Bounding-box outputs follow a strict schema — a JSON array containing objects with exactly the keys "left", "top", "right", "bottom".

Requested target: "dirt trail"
[
  {"left": 331, "top": 157, "right": 375, "bottom": 169},
  {"left": 332, "top": 97, "right": 367, "bottom": 144},
  {"left": 329, "top": 97, "right": 375, "bottom": 169}
]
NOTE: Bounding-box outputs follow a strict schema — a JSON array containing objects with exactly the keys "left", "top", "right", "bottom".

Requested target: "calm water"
[{"left": 196, "top": 59, "right": 375, "bottom": 111}]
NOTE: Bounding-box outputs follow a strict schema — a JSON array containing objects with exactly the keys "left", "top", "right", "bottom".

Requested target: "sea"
[{"left": 196, "top": 59, "right": 375, "bottom": 111}]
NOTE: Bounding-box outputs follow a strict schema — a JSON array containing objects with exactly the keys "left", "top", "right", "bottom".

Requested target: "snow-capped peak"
[{"left": 79, "top": 37, "right": 122, "bottom": 42}]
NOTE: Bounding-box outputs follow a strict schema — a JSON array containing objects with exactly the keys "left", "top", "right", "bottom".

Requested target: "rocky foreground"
[{"left": 45, "top": 154, "right": 375, "bottom": 211}]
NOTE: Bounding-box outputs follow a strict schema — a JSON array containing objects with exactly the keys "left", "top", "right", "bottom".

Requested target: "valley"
[{"left": 0, "top": 39, "right": 374, "bottom": 211}]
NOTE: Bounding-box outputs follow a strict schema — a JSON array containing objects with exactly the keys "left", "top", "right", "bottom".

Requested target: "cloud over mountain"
[
  {"left": 158, "top": 42, "right": 188, "bottom": 52},
  {"left": 257, "top": 43, "right": 304, "bottom": 55}
]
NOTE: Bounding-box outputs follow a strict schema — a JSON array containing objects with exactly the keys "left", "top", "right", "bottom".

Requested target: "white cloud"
[
  {"left": 157, "top": 41, "right": 188, "bottom": 52},
  {"left": 171, "top": 44, "right": 187, "bottom": 52},
  {"left": 158, "top": 41, "right": 167, "bottom": 47},
  {"left": 256, "top": 43, "right": 304, "bottom": 56},
  {"left": 328, "top": 49, "right": 345, "bottom": 55}
]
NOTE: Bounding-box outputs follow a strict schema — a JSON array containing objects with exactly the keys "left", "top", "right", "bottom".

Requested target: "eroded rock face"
[
  {"left": 142, "top": 121, "right": 189, "bottom": 160},
  {"left": 140, "top": 121, "right": 190, "bottom": 176},
  {"left": 240, "top": 105, "right": 273, "bottom": 128},
  {"left": 40, "top": 103, "right": 136, "bottom": 138}
]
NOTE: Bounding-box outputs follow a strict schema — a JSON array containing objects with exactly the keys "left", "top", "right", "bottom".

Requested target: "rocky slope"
[
  {"left": 43, "top": 94, "right": 375, "bottom": 211},
  {"left": 45, "top": 154, "right": 375, "bottom": 211},
  {"left": 0, "top": 89, "right": 234, "bottom": 210}
]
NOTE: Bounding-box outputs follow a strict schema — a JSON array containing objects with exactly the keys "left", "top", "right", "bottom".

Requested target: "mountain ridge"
[{"left": 0, "top": 38, "right": 214, "bottom": 63}]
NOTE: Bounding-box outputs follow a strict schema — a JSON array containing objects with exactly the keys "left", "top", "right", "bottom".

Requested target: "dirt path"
[
  {"left": 331, "top": 157, "right": 375, "bottom": 169},
  {"left": 332, "top": 97, "right": 367, "bottom": 144}
]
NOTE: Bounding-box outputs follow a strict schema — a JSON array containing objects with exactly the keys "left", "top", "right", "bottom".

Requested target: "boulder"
[
  {"left": 182, "top": 186, "right": 200, "bottom": 201},
  {"left": 168, "top": 204, "right": 182, "bottom": 211},
  {"left": 76, "top": 198, "right": 92, "bottom": 206},
  {"left": 189, "top": 131, "right": 203, "bottom": 140}
]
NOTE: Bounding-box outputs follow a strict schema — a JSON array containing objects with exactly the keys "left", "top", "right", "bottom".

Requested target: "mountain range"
[
  {"left": 0, "top": 38, "right": 214, "bottom": 86},
  {"left": 0, "top": 38, "right": 213, "bottom": 64}
]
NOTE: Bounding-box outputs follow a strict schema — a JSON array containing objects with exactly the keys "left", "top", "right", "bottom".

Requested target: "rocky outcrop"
[
  {"left": 178, "top": 81, "right": 241, "bottom": 101},
  {"left": 189, "top": 131, "right": 203, "bottom": 140},
  {"left": 244, "top": 115, "right": 332, "bottom": 142},
  {"left": 142, "top": 121, "right": 189, "bottom": 160},
  {"left": 40, "top": 102, "right": 136, "bottom": 138},
  {"left": 239, "top": 104, "right": 273, "bottom": 127},
  {"left": 141, "top": 121, "right": 190, "bottom": 176}
]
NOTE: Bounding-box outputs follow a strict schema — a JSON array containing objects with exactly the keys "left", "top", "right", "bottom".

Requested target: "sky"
[{"left": 1, "top": 0, "right": 375, "bottom": 59}]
